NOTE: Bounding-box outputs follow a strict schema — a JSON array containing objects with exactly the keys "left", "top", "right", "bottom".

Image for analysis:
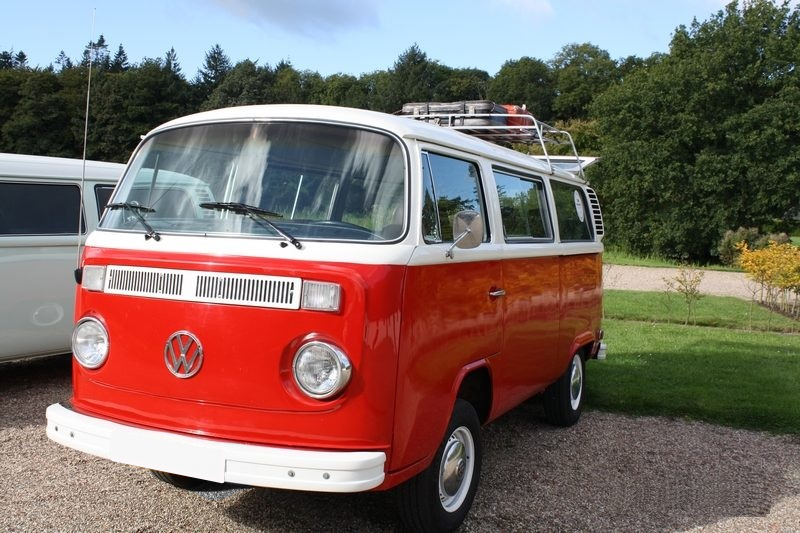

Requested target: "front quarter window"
[
  {"left": 421, "top": 151, "right": 488, "bottom": 244},
  {"left": 102, "top": 122, "right": 407, "bottom": 242}
]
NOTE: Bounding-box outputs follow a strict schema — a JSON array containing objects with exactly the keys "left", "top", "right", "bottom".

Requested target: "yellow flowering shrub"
[{"left": 736, "top": 241, "right": 800, "bottom": 318}]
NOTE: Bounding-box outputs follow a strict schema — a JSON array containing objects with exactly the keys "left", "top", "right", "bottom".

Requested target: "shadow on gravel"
[
  {"left": 219, "top": 397, "right": 799, "bottom": 532},
  {"left": 0, "top": 354, "right": 71, "bottom": 429},
  {"left": 222, "top": 486, "right": 400, "bottom": 532},
  {"left": 468, "top": 400, "right": 799, "bottom": 532}
]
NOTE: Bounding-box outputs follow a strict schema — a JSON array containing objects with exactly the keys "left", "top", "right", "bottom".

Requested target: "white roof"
[
  {"left": 149, "top": 105, "right": 584, "bottom": 183},
  {"left": 0, "top": 153, "right": 124, "bottom": 182}
]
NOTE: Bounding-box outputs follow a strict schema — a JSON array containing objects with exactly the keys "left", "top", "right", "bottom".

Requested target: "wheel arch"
[
  {"left": 569, "top": 335, "right": 595, "bottom": 366},
  {"left": 455, "top": 364, "right": 492, "bottom": 425}
]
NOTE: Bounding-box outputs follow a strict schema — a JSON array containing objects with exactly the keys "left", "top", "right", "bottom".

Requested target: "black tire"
[
  {"left": 151, "top": 470, "right": 216, "bottom": 491},
  {"left": 543, "top": 352, "right": 585, "bottom": 427},
  {"left": 395, "top": 399, "right": 482, "bottom": 533}
]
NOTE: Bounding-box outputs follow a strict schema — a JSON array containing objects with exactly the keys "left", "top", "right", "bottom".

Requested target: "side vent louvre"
[
  {"left": 586, "top": 188, "right": 605, "bottom": 237},
  {"left": 104, "top": 266, "right": 301, "bottom": 309}
]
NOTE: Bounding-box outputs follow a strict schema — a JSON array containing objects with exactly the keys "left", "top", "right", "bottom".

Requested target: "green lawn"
[
  {"left": 602, "top": 247, "right": 680, "bottom": 268},
  {"left": 587, "top": 291, "right": 800, "bottom": 434},
  {"left": 603, "top": 247, "right": 740, "bottom": 271},
  {"left": 604, "top": 289, "right": 799, "bottom": 333}
]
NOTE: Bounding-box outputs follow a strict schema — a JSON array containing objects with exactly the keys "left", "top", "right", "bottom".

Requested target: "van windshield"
[{"left": 101, "top": 121, "right": 407, "bottom": 242}]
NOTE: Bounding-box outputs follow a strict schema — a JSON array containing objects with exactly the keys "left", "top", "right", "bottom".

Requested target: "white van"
[{"left": 0, "top": 153, "right": 123, "bottom": 362}]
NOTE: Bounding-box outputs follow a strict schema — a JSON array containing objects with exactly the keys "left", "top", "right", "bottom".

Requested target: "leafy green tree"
[
  {"left": 322, "top": 73, "right": 368, "bottom": 108},
  {"left": 13, "top": 51, "right": 28, "bottom": 69},
  {"left": 81, "top": 35, "right": 110, "bottom": 70},
  {"left": 54, "top": 50, "right": 74, "bottom": 72},
  {"left": 202, "top": 60, "right": 274, "bottom": 110},
  {"left": 164, "top": 48, "right": 181, "bottom": 75},
  {"left": 433, "top": 67, "right": 490, "bottom": 102},
  {"left": 0, "top": 49, "right": 29, "bottom": 70},
  {"left": 271, "top": 60, "right": 303, "bottom": 103},
  {"left": 1, "top": 70, "right": 73, "bottom": 156},
  {"left": 551, "top": 42, "right": 617, "bottom": 120},
  {"left": 0, "top": 50, "right": 14, "bottom": 69},
  {"left": 196, "top": 44, "right": 232, "bottom": 101},
  {"left": 87, "top": 57, "right": 193, "bottom": 161},
  {"left": 361, "top": 69, "right": 394, "bottom": 112},
  {"left": 0, "top": 68, "right": 28, "bottom": 151},
  {"left": 299, "top": 70, "right": 326, "bottom": 104},
  {"left": 488, "top": 57, "right": 554, "bottom": 120},
  {"left": 590, "top": 0, "right": 800, "bottom": 262},
  {"left": 109, "top": 44, "right": 129, "bottom": 72},
  {"left": 385, "top": 44, "right": 447, "bottom": 112}
]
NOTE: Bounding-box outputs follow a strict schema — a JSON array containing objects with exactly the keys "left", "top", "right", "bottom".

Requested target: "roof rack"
[{"left": 397, "top": 100, "right": 584, "bottom": 178}]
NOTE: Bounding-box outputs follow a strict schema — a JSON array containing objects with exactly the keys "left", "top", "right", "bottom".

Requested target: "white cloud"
[{"left": 206, "top": 0, "right": 381, "bottom": 40}]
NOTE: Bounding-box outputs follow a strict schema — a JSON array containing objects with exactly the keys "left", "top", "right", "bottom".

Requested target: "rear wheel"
[
  {"left": 543, "top": 352, "right": 585, "bottom": 427},
  {"left": 395, "top": 399, "right": 482, "bottom": 532},
  {"left": 151, "top": 470, "right": 216, "bottom": 490}
]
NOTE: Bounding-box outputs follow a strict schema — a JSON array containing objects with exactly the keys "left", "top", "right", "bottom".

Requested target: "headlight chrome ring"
[
  {"left": 72, "top": 317, "right": 110, "bottom": 369},
  {"left": 292, "top": 341, "right": 352, "bottom": 400}
]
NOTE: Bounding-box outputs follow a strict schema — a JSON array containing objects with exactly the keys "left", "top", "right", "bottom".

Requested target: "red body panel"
[
  {"left": 72, "top": 246, "right": 403, "bottom": 453},
  {"left": 70, "top": 246, "right": 602, "bottom": 490},
  {"left": 392, "top": 259, "right": 502, "bottom": 473},
  {"left": 559, "top": 253, "right": 604, "bottom": 359},
  {"left": 491, "top": 256, "right": 562, "bottom": 415}
]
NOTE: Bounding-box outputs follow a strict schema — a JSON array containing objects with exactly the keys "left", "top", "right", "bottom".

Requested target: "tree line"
[{"left": 1, "top": 0, "right": 797, "bottom": 263}]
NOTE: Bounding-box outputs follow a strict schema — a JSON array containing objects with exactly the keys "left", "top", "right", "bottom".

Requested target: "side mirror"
[{"left": 446, "top": 210, "right": 483, "bottom": 259}]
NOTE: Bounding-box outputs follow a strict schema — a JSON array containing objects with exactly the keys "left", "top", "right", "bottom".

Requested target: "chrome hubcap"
[
  {"left": 439, "top": 426, "right": 474, "bottom": 512},
  {"left": 442, "top": 440, "right": 466, "bottom": 496},
  {"left": 569, "top": 354, "right": 583, "bottom": 410}
]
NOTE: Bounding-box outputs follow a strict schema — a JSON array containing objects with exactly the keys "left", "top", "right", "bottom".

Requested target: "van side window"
[
  {"left": 551, "top": 181, "right": 593, "bottom": 241},
  {"left": 95, "top": 185, "right": 115, "bottom": 217},
  {"left": 421, "top": 152, "right": 488, "bottom": 243},
  {"left": 494, "top": 170, "right": 551, "bottom": 241},
  {"left": 0, "top": 182, "right": 84, "bottom": 235}
]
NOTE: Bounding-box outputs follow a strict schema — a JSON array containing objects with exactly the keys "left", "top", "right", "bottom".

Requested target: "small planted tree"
[{"left": 663, "top": 266, "right": 705, "bottom": 325}]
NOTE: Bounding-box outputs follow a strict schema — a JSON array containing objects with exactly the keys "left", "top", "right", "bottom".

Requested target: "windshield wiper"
[
  {"left": 200, "top": 202, "right": 302, "bottom": 249},
  {"left": 106, "top": 202, "right": 161, "bottom": 241}
]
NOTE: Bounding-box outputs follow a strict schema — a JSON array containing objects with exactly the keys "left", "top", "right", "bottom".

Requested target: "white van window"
[
  {"left": 421, "top": 152, "right": 488, "bottom": 243},
  {"left": 102, "top": 122, "right": 406, "bottom": 242},
  {"left": 94, "top": 185, "right": 116, "bottom": 217},
  {"left": 0, "top": 182, "right": 84, "bottom": 235},
  {"left": 551, "top": 180, "right": 593, "bottom": 241},
  {"left": 494, "top": 170, "right": 551, "bottom": 241}
]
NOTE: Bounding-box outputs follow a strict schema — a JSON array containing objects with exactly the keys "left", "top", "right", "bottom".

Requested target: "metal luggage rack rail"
[{"left": 399, "top": 106, "right": 584, "bottom": 178}]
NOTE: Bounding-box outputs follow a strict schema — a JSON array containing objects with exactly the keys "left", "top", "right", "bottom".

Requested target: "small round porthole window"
[{"left": 573, "top": 190, "right": 586, "bottom": 223}]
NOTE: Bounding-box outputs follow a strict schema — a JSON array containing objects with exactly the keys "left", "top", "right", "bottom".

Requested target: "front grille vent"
[
  {"left": 107, "top": 268, "right": 184, "bottom": 296},
  {"left": 195, "top": 274, "right": 296, "bottom": 307},
  {"left": 104, "top": 266, "right": 301, "bottom": 309}
]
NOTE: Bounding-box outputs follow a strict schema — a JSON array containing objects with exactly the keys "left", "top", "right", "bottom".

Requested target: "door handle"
[{"left": 489, "top": 288, "right": 506, "bottom": 298}]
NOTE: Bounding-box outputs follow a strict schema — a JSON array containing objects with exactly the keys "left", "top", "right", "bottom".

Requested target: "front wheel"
[
  {"left": 543, "top": 352, "right": 585, "bottom": 427},
  {"left": 395, "top": 399, "right": 482, "bottom": 532}
]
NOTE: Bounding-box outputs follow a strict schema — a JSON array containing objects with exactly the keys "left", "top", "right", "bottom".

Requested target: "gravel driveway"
[
  {"left": 603, "top": 264, "right": 755, "bottom": 299},
  {"left": 2, "top": 354, "right": 799, "bottom": 532}
]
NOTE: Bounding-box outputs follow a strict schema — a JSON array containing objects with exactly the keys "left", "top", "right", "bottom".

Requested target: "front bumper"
[{"left": 46, "top": 403, "right": 386, "bottom": 492}]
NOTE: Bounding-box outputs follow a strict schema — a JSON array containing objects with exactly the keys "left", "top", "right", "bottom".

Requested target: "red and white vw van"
[{"left": 47, "top": 103, "right": 605, "bottom": 532}]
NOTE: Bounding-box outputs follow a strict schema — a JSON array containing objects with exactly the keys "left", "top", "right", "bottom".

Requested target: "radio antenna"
[{"left": 76, "top": 8, "right": 96, "bottom": 274}]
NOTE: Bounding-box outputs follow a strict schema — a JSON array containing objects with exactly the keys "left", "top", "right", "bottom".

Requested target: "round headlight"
[
  {"left": 293, "top": 341, "right": 352, "bottom": 399},
  {"left": 72, "top": 317, "right": 109, "bottom": 369}
]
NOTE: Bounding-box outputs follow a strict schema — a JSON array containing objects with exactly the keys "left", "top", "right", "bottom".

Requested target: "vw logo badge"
[{"left": 164, "top": 331, "right": 203, "bottom": 378}]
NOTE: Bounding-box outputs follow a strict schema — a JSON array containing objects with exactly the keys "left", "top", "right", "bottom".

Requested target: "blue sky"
[{"left": 4, "top": 0, "right": 732, "bottom": 79}]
